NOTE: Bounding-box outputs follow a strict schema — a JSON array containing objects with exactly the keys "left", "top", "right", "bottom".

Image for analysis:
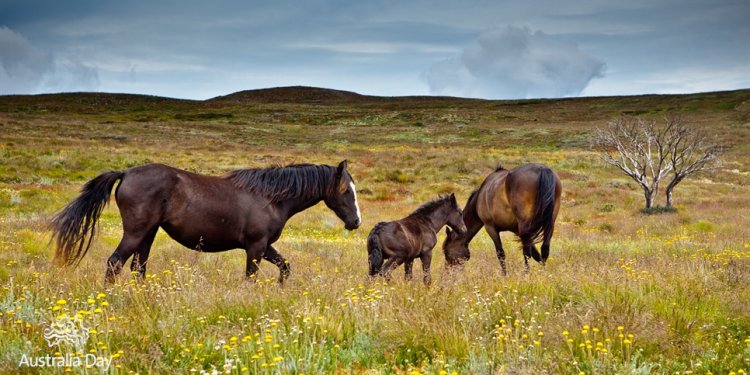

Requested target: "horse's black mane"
[
  {"left": 409, "top": 195, "right": 453, "bottom": 218},
  {"left": 224, "top": 163, "right": 336, "bottom": 203}
]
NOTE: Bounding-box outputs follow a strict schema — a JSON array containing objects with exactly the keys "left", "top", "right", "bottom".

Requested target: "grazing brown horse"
[
  {"left": 368, "top": 194, "right": 466, "bottom": 285},
  {"left": 51, "top": 161, "right": 361, "bottom": 283},
  {"left": 442, "top": 164, "right": 561, "bottom": 274}
]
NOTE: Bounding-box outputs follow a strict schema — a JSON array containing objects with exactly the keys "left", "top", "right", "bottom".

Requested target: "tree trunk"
[
  {"left": 665, "top": 177, "right": 681, "bottom": 208},
  {"left": 665, "top": 187, "right": 673, "bottom": 207},
  {"left": 643, "top": 188, "right": 654, "bottom": 209}
]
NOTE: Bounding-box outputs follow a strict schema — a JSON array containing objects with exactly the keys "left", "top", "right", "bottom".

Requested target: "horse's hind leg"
[
  {"left": 106, "top": 226, "right": 157, "bottom": 283},
  {"left": 130, "top": 227, "right": 158, "bottom": 279},
  {"left": 106, "top": 241, "right": 134, "bottom": 284},
  {"left": 484, "top": 225, "right": 507, "bottom": 276},
  {"left": 520, "top": 241, "right": 542, "bottom": 274},
  {"left": 107, "top": 196, "right": 162, "bottom": 283},
  {"left": 263, "top": 245, "right": 290, "bottom": 284},
  {"left": 540, "top": 239, "right": 551, "bottom": 266},
  {"left": 521, "top": 244, "right": 530, "bottom": 273},
  {"left": 528, "top": 243, "right": 542, "bottom": 263},
  {"left": 540, "top": 225, "right": 554, "bottom": 264},
  {"left": 244, "top": 240, "right": 267, "bottom": 280},
  {"left": 404, "top": 259, "right": 414, "bottom": 281},
  {"left": 519, "top": 223, "right": 543, "bottom": 267}
]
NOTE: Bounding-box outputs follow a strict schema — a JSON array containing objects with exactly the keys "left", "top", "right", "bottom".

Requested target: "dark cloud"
[
  {"left": 42, "top": 58, "right": 99, "bottom": 93},
  {"left": 0, "top": 26, "right": 98, "bottom": 94},
  {"left": 0, "top": 26, "right": 53, "bottom": 94},
  {"left": 0, "top": 1, "right": 748, "bottom": 98},
  {"left": 424, "top": 27, "right": 606, "bottom": 99}
]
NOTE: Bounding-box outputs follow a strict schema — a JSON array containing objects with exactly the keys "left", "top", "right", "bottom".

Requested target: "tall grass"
[{"left": 1, "top": 91, "right": 749, "bottom": 373}]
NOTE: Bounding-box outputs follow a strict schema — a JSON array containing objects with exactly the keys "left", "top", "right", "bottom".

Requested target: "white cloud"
[
  {"left": 0, "top": 26, "right": 99, "bottom": 95},
  {"left": 423, "top": 26, "right": 606, "bottom": 99}
]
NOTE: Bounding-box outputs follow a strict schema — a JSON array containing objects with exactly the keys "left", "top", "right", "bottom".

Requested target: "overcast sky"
[{"left": 1, "top": 0, "right": 748, "bottom": 100}]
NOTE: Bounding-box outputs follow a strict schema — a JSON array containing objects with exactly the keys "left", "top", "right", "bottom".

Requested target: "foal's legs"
[
  {"left": 420, "top": 250, "right": 432, "bottom": 286},
  {"left": 404, "top": 259, "right": 414, "bottom": 281},
  {"left": 380, "top": 258, "right": 404, "bottom": 281},
  {"left": 484, "top": 225, "right": 507, "bottom": 276},
  {"left": 263, "top": 245, "right": 291, "bottom": 284}
]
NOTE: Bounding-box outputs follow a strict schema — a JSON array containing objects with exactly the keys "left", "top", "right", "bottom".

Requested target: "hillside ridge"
[{"left": 0, "top": 86, "right": 748, "bottom": 110}]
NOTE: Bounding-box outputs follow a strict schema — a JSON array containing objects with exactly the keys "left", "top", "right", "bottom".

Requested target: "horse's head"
[
  {"left": 324, "top": 160, "right": 361, "bottom": 230},
  {"left": 443, "top": 225, "right": 470, "bottom": 266},
  {"left": 445, "top": 193, "right": 467, "bottom": 236}
]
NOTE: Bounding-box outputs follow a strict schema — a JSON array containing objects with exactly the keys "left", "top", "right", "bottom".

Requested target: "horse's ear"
[
  {"left": 450, "top": 193, "right": 457, "bottom": 205},
  {"left": 337, "top": 160, "right": 348, "bottom": 176}
]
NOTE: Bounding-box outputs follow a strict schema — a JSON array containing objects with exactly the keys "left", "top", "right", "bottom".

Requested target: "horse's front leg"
[
  {"left": 420, "top": 249, "right": 433, "bottom": 286},
  {"left": 244, "top": 241, "right": 267, "bottom": 280},
  {"left": 404, "top": 259, "right": 414, "bottom": 281},
  {"left": 484, "top": 225, "right": 507, "bottom": 276},
  {"left": 263, "top": 245, "right": 290, "bottom": 284}
]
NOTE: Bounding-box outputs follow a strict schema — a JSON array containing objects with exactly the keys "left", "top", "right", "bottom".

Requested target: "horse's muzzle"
[
  {"left": 445, "top": 259, "right": 468, "bottom": 271},
  {"left": 345, "top": 219, "right": 361, "bottom": 230}
]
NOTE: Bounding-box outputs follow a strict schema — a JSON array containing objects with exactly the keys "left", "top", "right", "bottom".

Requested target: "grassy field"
[{"left": 0, "top": 87, "right": 749, "bottom": 374}]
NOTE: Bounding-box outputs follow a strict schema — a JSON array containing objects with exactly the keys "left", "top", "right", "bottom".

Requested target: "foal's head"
[
  {"left": 324, "top": 160, "right": 362, "bottom": 230},
  {"left": 443, "top": 226, "right": 470, "bottom": 266},
  {"left": 442, "top": 194, "right": 469, "bottom": 266},
  {"left": 444, "top": 193, "right": 467, "bottom": 235}
]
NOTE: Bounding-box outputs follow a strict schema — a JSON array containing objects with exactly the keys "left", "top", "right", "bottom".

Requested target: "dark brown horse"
[
  {"left": 442, "top": 164, "right": 561, "bottom": 274},
  {"left": 368, "top": 194, "right": 466, "bottom": 285},
  {"left": 51, "top": 161, "right": 361, "bottom": 283}
]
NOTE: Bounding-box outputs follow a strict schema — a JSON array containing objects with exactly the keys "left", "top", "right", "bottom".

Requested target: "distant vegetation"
[
  {"left": 0, "top": 87, "right": 749, "bottom": 373},
  {"left": 594, "top": 115, "right": 722, "bottom": 210}
]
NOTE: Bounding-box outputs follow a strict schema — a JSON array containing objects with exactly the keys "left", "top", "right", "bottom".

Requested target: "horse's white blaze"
[{"left": 349, "top": 181, "right": 361, "bottom": 222}]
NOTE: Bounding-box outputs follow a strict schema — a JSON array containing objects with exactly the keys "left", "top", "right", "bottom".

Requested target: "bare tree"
[
  {"left": 662, "top": 116, "right": 722, "bottom": 207},
  {"left": 593, "top": 117, "right": 671, "bottom": 209},
  {"left": 594, "top": 115, "right": 721, "bottom": 210}
]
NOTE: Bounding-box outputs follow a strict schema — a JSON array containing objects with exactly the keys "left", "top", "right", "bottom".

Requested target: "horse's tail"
[
  {"left": 528, "top": 167, "right": 557, "bottom": 261},
  {"left": 367, "top": 222, "right": 387, "bottom": 276},
  {"left": 50, "top": 170, "right": 125, "bottom": 267}
]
